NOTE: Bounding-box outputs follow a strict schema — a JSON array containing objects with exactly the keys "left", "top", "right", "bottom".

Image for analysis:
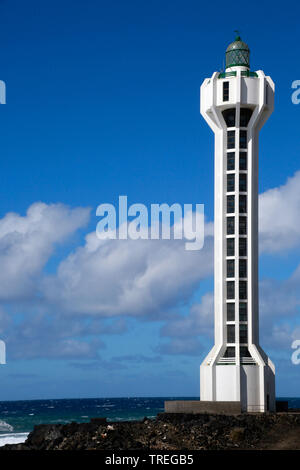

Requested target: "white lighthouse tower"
[{"left": 200, "top": 36, "right": 275, "bottom": 412}]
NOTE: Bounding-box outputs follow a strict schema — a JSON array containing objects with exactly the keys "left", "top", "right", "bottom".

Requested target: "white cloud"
[
  {"left": 157, "top": 337, "right": 204, "bottom": 356},
  {"left": 159, "top": 264, "right": 300, "bottom": 356},
  {"left": 160, "top": 292, "right": 214, "bottom": 339},
  {"left": 259, "top": 171, "right": 300, "bottom": 254},
  {"left": 0, "top": 202, "right": 90, "bottom": 300},
  {"left": 0, "top": 171, "right": 299, "bottom": 314},
  {"left": 38, "top": 169, "right": 300, "bottom": 320},
  {"left": 3, "top": 311, "right": 117, "bottom": 360},
  {"left": 264, "top": 324, "right": 300, "bottom": 350},
  {"left": 1, "top": 170, "right": 300, "bottom": 359},
  {"left": 42, "top": 222, "right": 214, "bottom": 317}
]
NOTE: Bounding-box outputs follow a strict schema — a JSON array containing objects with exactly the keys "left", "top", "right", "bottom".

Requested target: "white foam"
[
  {"left": 0, "top": 420, "right": 13, "bottom": 432},
  {"left": 0, "top": 433, "right": 28, "bottom": 446}
]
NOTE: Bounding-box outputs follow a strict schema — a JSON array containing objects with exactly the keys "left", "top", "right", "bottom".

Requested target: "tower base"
[{"left": 200, "top": 362, "right": 275, "bottom": 412}]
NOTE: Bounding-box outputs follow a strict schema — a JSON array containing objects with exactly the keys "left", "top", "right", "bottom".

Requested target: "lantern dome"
[{"left": 225, "top": 35, "right": 250, "bottom": 69}]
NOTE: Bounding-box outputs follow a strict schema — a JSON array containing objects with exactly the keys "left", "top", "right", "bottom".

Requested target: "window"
[
  {"left": 227, "top": 281, "right": 235, "bottom": 299},
  {"left": 227, "top": 174, "right": 235, "bottom": 192},
  {"left": 239, "top": 174, "right": 247, "bottom": 192},
  {"left": 222, "top": 108, "right": 235, "bottom": 127},
  {"left": 239, "top": 324, "right": 248, "bottom": 343},
  {"left": 227, "top": 130, "right": 235, "bottom": 149},
  {"left": 227, "top": 152, "right": 235, "bottom": 171},
  {"left": 227, "top": 303, "right": 235, "bottom": 321},
  {"left": 240, "top": 346, "right": 251, "bottom": 357},
  {"left": 239, "top": 152, "right": 247, "bottom": 170},
  {"left": 227, "top": 217, "right": 235, "bottom": 235},
  {"left": 227, "top": 260, "right": 235, "bottom": 278},
  {"left": 240, "top": 108, "right": 253, "bottom": 127},
  {"left": 224, "top": 346, "right": 235, "bottom": 358},
  {"left": 227, "top": 325, "right": 235, "bottom": 343},
  {"left": 239, "top": 238, "right": 247, "bottom": 256},
  {"left": 239, "top": 259, "right": 247, "bottom": 278},
  {"left": 239, "top": 195, "right": 247, "bottom": 213},
  {"left": 239, "top": 302, "right": 247, "bottom": 321},
  {"left": 239, "top": 216, "right": 247, "bottom": 235},
  {"left": 227, "top": 195, "right": 235, "bottom": 213},
  {"left": 227, "top": 238, "right": 235, "bottom": 256},
  {"left": 239, "top": 130, "right": 247, "bottom": 149},
  {"left": 223, "top": 81, "right": 229, "bottom": 102},
  {"left": 239, "top": 280, "right": 247, "bottom": 300}
]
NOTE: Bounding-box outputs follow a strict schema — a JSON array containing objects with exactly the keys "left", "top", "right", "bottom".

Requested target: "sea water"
[{"left": 0, "top": 396, "right": 298, "bottom": 447}]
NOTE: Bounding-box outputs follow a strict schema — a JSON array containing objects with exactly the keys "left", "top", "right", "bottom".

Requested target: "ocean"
[{"left": 0, "top": 396, "right": 298, "bottom": 447}]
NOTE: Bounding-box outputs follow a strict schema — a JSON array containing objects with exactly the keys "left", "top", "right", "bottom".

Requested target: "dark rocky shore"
[{"left": 1, "top": 412, "right": 300, "bottom": 451}]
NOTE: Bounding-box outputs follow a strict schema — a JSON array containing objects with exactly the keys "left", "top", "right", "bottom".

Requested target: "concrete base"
[
  {"left": 164, "top": 400, "right": 241, "bottom": 415},
  {"left": 200, "top": 360, "right": 276, "bottom": 412}
]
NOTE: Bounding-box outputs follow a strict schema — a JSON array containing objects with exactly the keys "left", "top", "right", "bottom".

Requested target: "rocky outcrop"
[{"left": 1, "top": 412, "right": 300, "bottom": 450}]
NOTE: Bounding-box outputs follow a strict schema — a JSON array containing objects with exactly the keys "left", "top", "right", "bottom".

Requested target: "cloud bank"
[{"left": 1, "top": 171, "right": 300, "bottom": 360}]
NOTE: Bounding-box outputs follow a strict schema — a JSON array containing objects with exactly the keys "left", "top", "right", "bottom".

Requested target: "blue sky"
[{"left": 0, "top": 0, "right": 299, "bottom": 400}]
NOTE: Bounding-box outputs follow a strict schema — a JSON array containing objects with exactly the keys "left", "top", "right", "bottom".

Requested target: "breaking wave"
[
  {"left": 0, "top": 433, "right": 28, "bottom": 447},
  {"left": 0, "top": 420, "right": 13, "bottom": 432}
]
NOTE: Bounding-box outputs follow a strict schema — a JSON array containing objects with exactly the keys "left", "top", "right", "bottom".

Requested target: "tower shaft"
[{"left": 200, "top": 39, "right": 275, "bottom": 412}]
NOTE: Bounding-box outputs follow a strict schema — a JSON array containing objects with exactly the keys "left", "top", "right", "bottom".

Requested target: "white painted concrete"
[{"left": 200, "top": 41, "right": 276, "bottom": 412}]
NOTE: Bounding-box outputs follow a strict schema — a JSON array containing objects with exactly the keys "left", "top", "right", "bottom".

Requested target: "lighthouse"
[{"left": 200, "top": 36, "right": 275, "bottom": 412}]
